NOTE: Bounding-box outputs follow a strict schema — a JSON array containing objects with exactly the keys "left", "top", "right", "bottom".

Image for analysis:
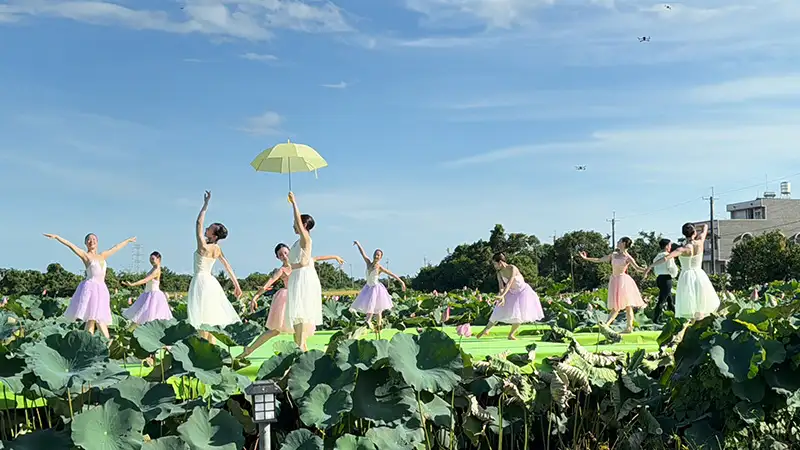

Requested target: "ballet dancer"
[
  {"left": 284, "top": 192, "right": 322, "bottom": 351},
  {"left": 476, "top": 252, "right": 545, "bottom": 340},
  {"left": 350, "top": 241, "right": 406, "bottom": 328},
  {"left": 186, "top": 191, "right": 243, "bottom": 344},
  {"left": 238, "top": 244, "right": 343, "bottom": 358},
  {"left": 122, "top": 251, "right": 173, "bottom": 324},
  {"left": 44, "top": 232, "right": 135, "bottom": 339},
  {"left": 648, "top": 223, "right": 720, "bottom": 320},
  {"left": 579, "top": 237, "right": 647, "bottom": 333},
  {"left": 644, "top": 239, "right": 679, "bottom": 323}
]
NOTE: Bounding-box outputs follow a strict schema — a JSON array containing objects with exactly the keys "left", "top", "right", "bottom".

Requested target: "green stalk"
[
  {"left": 416, "top": 392, "right": 431, "bottom": 450},
  {"left": 448, "top": 389, "right": 456, "bottom": 450},
  {"left": 66, "top": 387, "right": 74, "bottom": 419},
  {"left": 498, "top": 394, "right": 503, "bottom": 450}
]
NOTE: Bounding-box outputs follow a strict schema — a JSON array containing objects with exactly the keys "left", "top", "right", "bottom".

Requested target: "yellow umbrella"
[{"left": 250, "top": 139, "right": 328, "bottom": 191}]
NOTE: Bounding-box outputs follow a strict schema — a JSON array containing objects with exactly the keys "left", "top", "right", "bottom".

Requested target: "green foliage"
[{"left": 728, "top": 230, "right": 800, "bottom": 289}]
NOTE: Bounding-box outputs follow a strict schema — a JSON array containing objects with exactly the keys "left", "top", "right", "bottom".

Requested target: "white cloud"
[
  {"left": 182, "top": 58, "right": 206, "bottom": 63},
  {"left": 404, "top": 0, "right": 555, "bottom": 29},
  {"left": 688, "top": 75, "right": 800, "bottom": 103},
  {"left": 3, "top": 0, "right": 353, "bottom": 41},
  {"left": 240, "top": 52, "right": 278, "bottom": 61},
  {"left": 321, "top": 81, "right": 347, "bottom": 89},
  {"left": 237, "top": 111, "right": 283, "bottom": 135}
]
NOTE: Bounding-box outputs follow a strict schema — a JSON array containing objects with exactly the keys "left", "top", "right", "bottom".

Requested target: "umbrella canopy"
[{"left": 251, "top": 140, "right": 328, "bottom": 174}]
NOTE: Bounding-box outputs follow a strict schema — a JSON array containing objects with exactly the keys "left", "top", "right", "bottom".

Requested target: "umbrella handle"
[{"left": 287, "top": 161, "right": 292, "bottom": 203}]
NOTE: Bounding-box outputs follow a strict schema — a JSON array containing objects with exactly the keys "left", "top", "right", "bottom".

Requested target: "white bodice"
[
  {"left": 365, "top": 267, "right": 380, "bottom": 286},
  {"left": 193, "top": 252, "right": 215, "bottom": 275},
  {"left": 502, "top": 273, "right": 525, "bottom": 291},
  {"left": 85, "top": 260, "right": 107, "bottom": 281},
  {"left": 145, "top": 278, "right": 160, "bottom": 292},
  {"left": 290, "top": 239, "right": 313, "bottom": 267},
  {"left": 679, "top": 250, "right": 704, "bottom": 271}
]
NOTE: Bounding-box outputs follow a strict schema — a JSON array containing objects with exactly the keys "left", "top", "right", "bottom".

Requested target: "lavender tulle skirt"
[
  {"left": 65, "top": 279, "right": 112, "bottom": 325},
  {"left": 490, "top": 283, "right": 544, "bottom": 324},
  {"left": 123, "top": 291, "right": 173, "bottom": 324},
  {"left": 350, "top": 283, "right": 394, "bottom": 315},
  {"left": 266, "top": 288, "right": 293, "bottom": 333}
]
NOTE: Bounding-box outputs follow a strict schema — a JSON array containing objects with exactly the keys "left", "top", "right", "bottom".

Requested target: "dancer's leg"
[
  {"left": 624, "top": 306, "right": 634, "bottom": 333},
  {"left": 294, "top": 323, "right": 309, "bottom": 352},
  {"left": 665, "top": 277, "right": 675, "bottom": 315},
  {"left": 653, "top": 275, "right": 669, "bottom": 323},
  {"left": 86, "top": 320, "right": 96, "bottom": 335},
  {"left": 476, "top": 322, "right": 497, "bottom": 338},
  {"left": 605, "top": 309, "right": 620, "bottom": 326},
  {"left": 97, "top": 323, "right": 111, "bottom": 339},
  {"left": 508, "top": 324, "right": 521, "bottom": 340},
  {"left": 365, "top": 313, "right": 374, "bottom": 327},
  {"left": 376, "top": 312, "right": 383, "bottom": 329},
  {"left": 240, "top": 330, "right": 280, "bottom": 358}
]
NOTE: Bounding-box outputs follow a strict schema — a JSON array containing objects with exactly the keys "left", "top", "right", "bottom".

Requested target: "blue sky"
[{"left": 2, "top": 0, "right": 800, "bottom": 278}]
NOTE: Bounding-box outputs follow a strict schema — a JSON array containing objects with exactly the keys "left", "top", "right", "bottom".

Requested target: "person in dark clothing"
[{"left": 645, "top": 239, "right": 679, "bottom": 323}]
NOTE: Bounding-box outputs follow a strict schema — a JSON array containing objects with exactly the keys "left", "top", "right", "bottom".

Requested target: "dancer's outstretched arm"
[
  {"left": 218, "top": 251, "right": 243, "bottom": 298},
  {"left": 251, "top": 268, "right": 285, "bottom": 307},
  {"left": 123, "top": 268, "right": 159, "bottom": 287},
  {"left": 578, "top": 251, "right": 611, "bottom": 264},
  {"left": 353, "top": 241, "right": 371, "bottom": 265},
  {"left": 101, "top": 237, "right": 136, "bottom": 259},
  {"left": 696, "top": 223, "right": 709, "bottom": 241},
  {"left": 196, "top": 191, "right": 211, "bottom": 251},
  {"left": 497, "top": 265, "right": 520, "bottom": 298},
  {"left": 43, "top": 234, "right": 87, "bottom": 262},
  {"left": 625, "top": 255, "right": 648, "bottom": 273},
  {"left": 648, "top": 246, "right": 689, "bottom": 269},
  {"left": 378, "top": 265, "right": 406, "bottom": 291},
  {"left": 288, "top": 192, "right": 310, "bottom": 250},
  {"left": 315, "top": 255, "right": 344, "bottom": 265}
]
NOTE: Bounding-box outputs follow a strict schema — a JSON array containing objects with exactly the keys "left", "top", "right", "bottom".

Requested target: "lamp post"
[{"left": 244, "top": 380, "right": 281, "bottom": 450}]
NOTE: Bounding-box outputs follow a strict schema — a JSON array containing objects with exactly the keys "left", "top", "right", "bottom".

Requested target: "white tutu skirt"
[
  {"left": 286, "top": 265, "right": 323, "bottom": 327},
  {"left": 675, "top": 268, "right": 720, "bottom": 319},
  {"left": 186, "top": 272, "right": 241, "bottom": 328}
]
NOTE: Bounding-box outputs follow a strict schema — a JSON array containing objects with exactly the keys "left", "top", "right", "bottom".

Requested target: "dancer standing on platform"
[
  {"left": 285, "top": 192, "right": 322, "bottom": 351},
  {"left": 122, "top": 251, "right": 173, "bottom": 324},
  {"left": 186, "top": 191, "right": 243, "bottom": 344},
  {"left": 648, "top": 223, "right": 720, "bottom": 320},
  {"left": 239, "top": 244, "right": 343, "bottom": 358},
  {"left": 579, "top": 237, "right": 647, "bottom": 333},
  {"left": 476, "top": 252, "right": 544, "bottom": 340},
  {"left": 644, "top": 239, "right": 679, "bottom": 323},
  {"left": 44, "top": 232, "right": 136, "bottom": 339},
  {"left": 350, "top": 241, "right": 406, "bottom": 328}
]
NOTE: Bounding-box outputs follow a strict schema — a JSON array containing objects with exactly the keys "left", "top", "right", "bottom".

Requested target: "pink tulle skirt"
[
  {"left": 489, "top": 283, "right": 544, "bottom": 324},
  {"left": 265, "top": 288, "right": 293, "bottom": 333},
  {"left": 65, "top": 279, "right": 112, "bottom": 325},
  {"left": 350, "top": 283, "right": 394, "bottom": 315},
  {"left": 607, "top": 274, "right": 646, "bottom": 310},
  {"left": 123, "top": 290, "right": 173, "bottom": 324}
]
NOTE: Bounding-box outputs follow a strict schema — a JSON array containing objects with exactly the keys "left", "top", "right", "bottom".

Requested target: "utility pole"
[
  {"left": 606, "top": 211, "right": 617, "bottom": 247},
  {"left": 130, "top": 243, "right": 143, "bottom": 273},
  {"left": 551, "top": 230, "right": 557, "bottom": 276},
  {"left": 703, "top": 187, "right": 717, "bottom": 274}
]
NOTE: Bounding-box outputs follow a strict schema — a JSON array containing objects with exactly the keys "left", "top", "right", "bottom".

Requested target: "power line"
[{"left": 717, "top": 217, "right": 800, "bottom": 239}]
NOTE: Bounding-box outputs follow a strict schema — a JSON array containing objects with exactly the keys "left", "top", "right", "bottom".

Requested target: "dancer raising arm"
[
  {"left": 476, "top": 252, "right": 544, "bottom": 340},
  {"left": 44, "top": 232, "right": 135, "bottom": 339},
  {"left": 186, "top": 191, "right": 243, "bottom": 344},
  {"left": 579, "top": 237, "right": 647, "bottom": 333},
  {"left": 648, "top": 223, "right": 719, "bottom": 321},
  {"left": 284, "top": 192, "right": 323, "bottom": 351},
  {"left": 350, "top": 241, "right": 406, "bottom": 328},
  {"left": 122, "top": 251, "right": 173, "bottom": 325}
]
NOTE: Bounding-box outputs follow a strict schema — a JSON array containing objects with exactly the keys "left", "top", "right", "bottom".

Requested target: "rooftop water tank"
[{"left": 780, "top": 181, "right": 791, "bottom": 197}]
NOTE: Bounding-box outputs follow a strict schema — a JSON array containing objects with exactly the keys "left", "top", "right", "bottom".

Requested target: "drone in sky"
[
  {"left": 638, "top": 36, "right": 651, "bottom": 42},
  {"left": 575, "top": 165, "right": 587, "bottom": 171}
]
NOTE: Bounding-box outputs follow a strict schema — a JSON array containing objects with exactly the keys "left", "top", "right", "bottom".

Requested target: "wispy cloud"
[
  {"left": 240, "top": 52, "right": 278, "bottom": 62},
  {"left": 2, "top": 0, "right": 353, "bottom": 41},
  {"left": 687, "top": 74, "right": 800, "bottom": 104},
  {"left": 321, "top": 81, "right": 348, "bottom": 89},
  {"left": 237, "top": 111, "right": 284, "bottom": 135},
  {"left": 182, "top": 58, "right": 207, "bottom": 63}
]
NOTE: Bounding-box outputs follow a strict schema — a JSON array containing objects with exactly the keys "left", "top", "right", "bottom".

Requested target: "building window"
[{"left": 754, "top": 209, "right": 763, "bottom": 219}]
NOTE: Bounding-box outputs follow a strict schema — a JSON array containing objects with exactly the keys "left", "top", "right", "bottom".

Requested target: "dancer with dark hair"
[
  {"left": 649, "top": 223, "right": 719, "bottom": 320},
  {"left": 579, "top": 237, "right": 647, "bottom": 333},
  {"left": 476, "top": 252, "right": 544, "bottom": 340},
  {"left": 186, "top": 191, "right": 243, "bottom": 343},
  {"left": 44, "top": 232, "right": 135, "bottom": 339},
  {"left": 350, "top": 241, "right": 406, "bottom": 328},
  {"left": 285, "top": 192, "right": 322, "bottom": 351},
  {"left": 239, "top": 243, "right": 343, "bottom": 358},
  {"left": 122, "top": 251, "right": 173, "bottom": 324},
  {"left": 644, "top": 239, "right": 679, "bottom": 323}
]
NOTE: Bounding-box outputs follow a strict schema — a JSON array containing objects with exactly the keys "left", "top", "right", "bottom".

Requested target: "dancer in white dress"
[
  {"left": 648, "top": 223, "right": 720, "bottom": 320},
  {"left": 285, "top": 192, "right": 321, "bottom": 351},
  {"left": 186, "top": 191, "right": 243, "bottom": 344}
]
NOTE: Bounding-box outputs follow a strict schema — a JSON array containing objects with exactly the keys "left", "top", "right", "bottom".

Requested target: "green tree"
[
  {"left": 316, "top": 262, "right": 353, "bottom": 290},
  {"left": 549, "top": 230, "right": 611, "bottom": 291},
  {"left": 727, "top": 231, "right": 800, "bottom": 289},
  {"left": 42, "top": 263, "right": 82, "bottom": 297}
]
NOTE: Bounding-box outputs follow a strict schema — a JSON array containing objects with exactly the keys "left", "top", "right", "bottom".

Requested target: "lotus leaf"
[
  {"left": 279, "top": 429, "right": 323, "bottom": 450},
  {"left": 208, "top": 367, "right": 251, "bottom": 404},
  {"left": 177, "top": 406, "right": 244, "bottom": 450},
  {"left": 1, "top": 429, "right": 72, "bottom": 450},
  {"left": 256, "top": 348, "right": 301, "bottom": 381},
  {"left": 351, "top": 368, "right": 416, "bottom": 426},
  {"left": 734, "top": 400, "right": 765, "bottom": 425},
  {"left": 0, "top": 352, "right": 26, "bottom": 394},
  {"left": 332, "top": 435, "right": 377, "bottom": 450},
  {"left": 222, "top": 322, "right": 264, "bottom": 347},
  {"left": 226, "top": 398, "right": 256, "bottom": 435},
  {"left": 298, "top": 383, "right": 353, "bottom": 429},
  {"left": 731, "top": 376, "right": 766, "bottom": 403},
  {"left": 287, "top": 350, "right": 356, "bottom": 401},
  {"left": 389, "top": 329, "right": 463, "bottom": 392},
  {"left": 142, "top": 437, "right": 188, "bottom": 450},
  {"left": 134, "top": 320, "right": 195, "bottom": 353},
  {"left": 709, "top": 334, "right": 764, "bottom": 381},
  {"left": 99, "top": 376, "right": 178, "bottom": 421},
  {"left": 364, "top": 426, "right": 425, "bottom": 450},
  {"left": 419, "top": 391, "right": 453, "bottom": 429},
  {"left": 683, "top": 419, "right": 722, "bottom": 450},
  {"left": 71, "top": 398, "right": 146, "bottom": 450},
  {"left": 25, "top": 330, "right": 109, "bottom": 391},
  {"left": 334, "top": 339, "right": 390, "bottom": 371},
  {"left": 170, "top": 336, "right": 226, "bottom": 385}
]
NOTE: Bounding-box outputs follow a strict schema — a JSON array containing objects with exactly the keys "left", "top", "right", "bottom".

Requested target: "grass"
[{"left": 1, "top": 325, "right": 660, "bottom": 409}]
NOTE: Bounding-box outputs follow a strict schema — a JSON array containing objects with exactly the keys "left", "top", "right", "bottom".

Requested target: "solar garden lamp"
[{"left": 245, "top": 380, "right": 281, "bottom": 450}]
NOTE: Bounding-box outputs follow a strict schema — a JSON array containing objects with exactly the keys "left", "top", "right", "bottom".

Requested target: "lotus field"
[{"left": 1, "top": 283, "right": 799, "bottom": 449}]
